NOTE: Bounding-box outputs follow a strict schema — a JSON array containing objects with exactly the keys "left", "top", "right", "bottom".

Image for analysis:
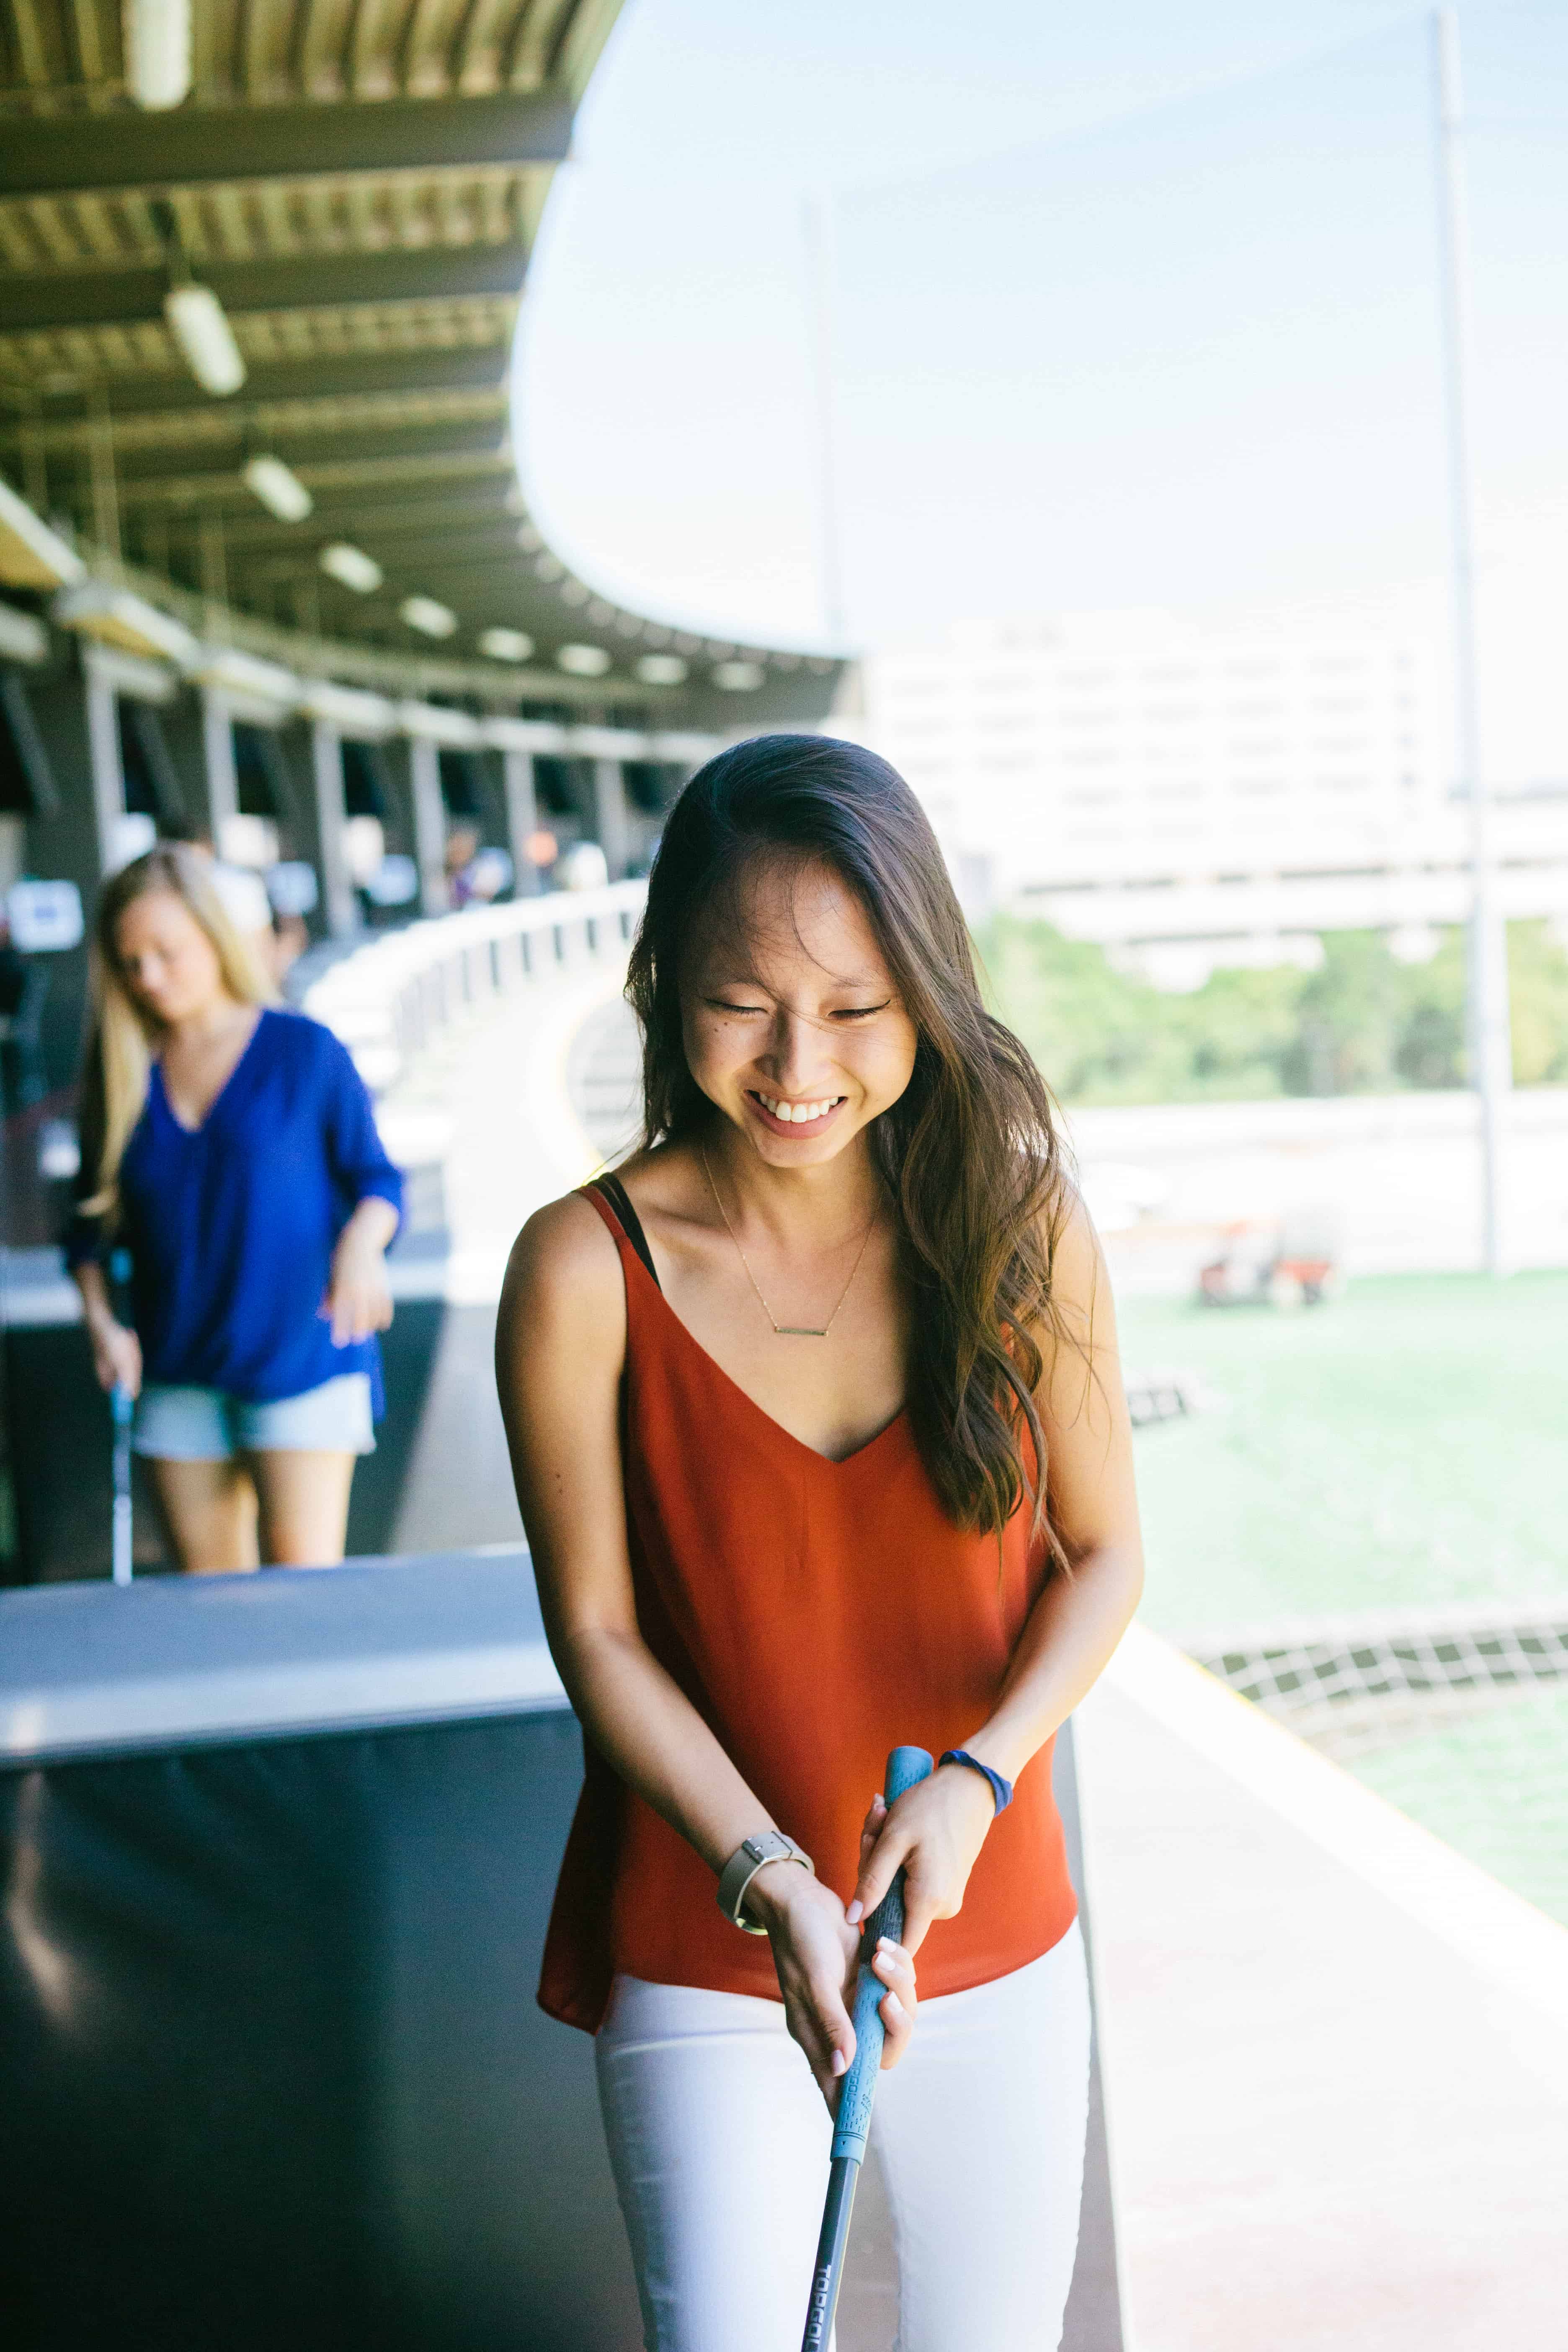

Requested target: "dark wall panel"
[
  {"left": 0, "top": 1710, "right": 641, "bottom": 2350},
  {"left": 0, "top": 1548, "right": 1123, "bottom": 2351}
]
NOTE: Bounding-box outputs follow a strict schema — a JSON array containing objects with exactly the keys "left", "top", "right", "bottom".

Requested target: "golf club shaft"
[
  {"left": 111, "top": 1381, "right": 133, "bottom": 1586},
  {"left": 799, "top": 1743, "right": 934, "bottom": 2351},
  {"left": 801, "top": 2158, "right": 859, "bottom": 2350}
]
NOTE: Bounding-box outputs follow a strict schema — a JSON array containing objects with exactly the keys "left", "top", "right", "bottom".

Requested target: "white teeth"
[{"left": 757, "top": 1093, "right": 840, "bottom": 1124}]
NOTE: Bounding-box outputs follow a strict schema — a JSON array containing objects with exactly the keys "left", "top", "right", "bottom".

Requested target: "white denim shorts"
[{"left": 132, "top": 1371, "right": 376, "bottom": 1461}]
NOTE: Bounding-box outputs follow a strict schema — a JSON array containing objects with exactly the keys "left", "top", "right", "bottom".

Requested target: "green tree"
[
  {"left": 978, "top": 914, "right": 1568, "bottom": 1107},
  {"left": 1393, "top": 930, "right": 1467, "bottom": 1089},
  {"left": 1282, "top": 932, "right": 1404, "bottom": 1094},
  {"left": 1509, "top": 920, "right": 1568, "bottom": 1084}
]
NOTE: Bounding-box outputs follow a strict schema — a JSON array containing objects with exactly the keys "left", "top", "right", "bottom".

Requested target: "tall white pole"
[
  {"left": 802, "top": 192, "right": 848, "bottom": 645},
  {"left": 1433, "top": 7, "right": 1510, "bottom": 1276}
]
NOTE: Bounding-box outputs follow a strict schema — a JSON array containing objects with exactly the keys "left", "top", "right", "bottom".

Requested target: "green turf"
[
  {"left": 1352, "top": 1693, "right": 1568, "bottom": 1930},
  {"left": 1117, "top": 1271, "right": 1568, "bottom": 1637},
  {"left": 1116, "top": 1271, "right": 1568, "bottom": 1924}
]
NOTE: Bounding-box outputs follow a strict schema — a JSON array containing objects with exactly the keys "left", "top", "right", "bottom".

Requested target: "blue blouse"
[{"left": 69, "top": 1008, "right": 404, "bottom": 1412}]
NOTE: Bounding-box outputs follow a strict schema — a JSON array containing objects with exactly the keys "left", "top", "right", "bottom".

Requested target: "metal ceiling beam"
[
  {"left": 379, "top": 550, "right": 585, "bottom": 583},
  {"left": 89, "top": 431, "right": 511, "bottom": 508},
  {"left": 0, "top": 401, "right": 508, "bottom": 480},
  {"left": 0, "top": 89, "right": 573, "bottom": 201},
  {"left": 14, "top": 344, "right": 511, "bottom": 428},
  {"left": 0, "top": 243, "right": 530, "bottom": 334},
  {"left": 227, "top": 508, "right": 524, "bottom": 561},
  {"left": 116, "top": 409, "right": 505, "bottom": 482},
  {"left": 216, "top": 488, "right": 522, "bottom": 552},
  {"left": 229, "top": 531, "right": 532, "bottom": 590}
]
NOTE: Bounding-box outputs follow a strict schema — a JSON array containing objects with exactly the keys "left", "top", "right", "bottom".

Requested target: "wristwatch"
[{"left": 716, "top": 1830, "right": 815, "bottom": 1934}]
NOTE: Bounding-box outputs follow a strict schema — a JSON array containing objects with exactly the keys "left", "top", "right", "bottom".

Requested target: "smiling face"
[
  {"left": 680, "top": 855, "right": 919, "bottom": 1166},
  {"left": 113, "top": 887, "right": 227, "bottom": 1029}
]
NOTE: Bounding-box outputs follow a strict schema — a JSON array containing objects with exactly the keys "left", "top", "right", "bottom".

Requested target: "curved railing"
[{"left": 302, "top": 882, "right": 648, "bottom": 1096}]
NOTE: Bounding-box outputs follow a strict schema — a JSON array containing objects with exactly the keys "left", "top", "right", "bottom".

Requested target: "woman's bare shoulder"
[
  {"left": 1025, "top": 1177, "right": 1111, "bottom": 1346},
  {"left": 495, "top": 1192, "right": 629, "bottom": 1506},
  {"left": 501, "top": 1188, "right": 624, "bottom": 1324},
  {"left": 1046, "top": 1181, "right": 1104, "bottom": 1286},
  {"left": 609, "top": 1137, "right": 702, "bottom": 1214}
]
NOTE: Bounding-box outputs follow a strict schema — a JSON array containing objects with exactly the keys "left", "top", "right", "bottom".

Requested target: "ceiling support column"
[
  {"left": 500, "top": 749, "right": 543, "bottom": 895},
  {"left": 408, "top": 735, "right": 448, "bottom": 920},
  {"left": 310, "top": 720, "right": 356, "bottom": 939},
  {"left": 202, "top": 691, "right": 239, "bottom": 848},
  {"left": 83, "top": 659, "right": 125, "bottom": 872},
  {"left": 591, "top": 758, "right": 630, "bottom": 882}
]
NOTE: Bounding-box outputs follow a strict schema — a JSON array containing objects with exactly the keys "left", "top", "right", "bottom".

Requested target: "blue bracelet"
[{"left": 939, "top": 1749, "right": 1014, "bottom": 1814}]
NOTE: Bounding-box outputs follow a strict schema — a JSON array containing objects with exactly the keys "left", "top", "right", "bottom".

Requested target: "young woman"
[
  {"left": 496, "top": 738, "right": 1142, "bottom": 2352},
  {"left": 70, "top": 845, "right": 403, "bottom": 1574}
]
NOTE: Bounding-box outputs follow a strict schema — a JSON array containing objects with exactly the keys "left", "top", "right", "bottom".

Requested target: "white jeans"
[{"left": 595, "top": 1920, "right": 1090, "bottom": 2352}]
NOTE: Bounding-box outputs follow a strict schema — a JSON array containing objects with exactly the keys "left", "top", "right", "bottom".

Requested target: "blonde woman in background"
[{"left": 69, "top": 846, "right": 403, "bottom": 1573}]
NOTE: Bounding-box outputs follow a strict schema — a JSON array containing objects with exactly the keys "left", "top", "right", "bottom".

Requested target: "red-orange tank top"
[{"left": 537, "top": 1182, "right": 1078, "bottom": 2033}]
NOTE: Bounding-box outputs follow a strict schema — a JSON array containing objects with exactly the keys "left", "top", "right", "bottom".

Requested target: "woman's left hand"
[
  {"left": 323, "top": 1221, "right": 394, "bottom": 1346},
  {"left": 846, "top": 1763, "right": 1000, "bottom": 1957}
]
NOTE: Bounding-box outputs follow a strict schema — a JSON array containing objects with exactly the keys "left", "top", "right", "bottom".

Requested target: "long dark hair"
[{"left": 626, "top": 733, "right": 1073, "bottom": 1543}]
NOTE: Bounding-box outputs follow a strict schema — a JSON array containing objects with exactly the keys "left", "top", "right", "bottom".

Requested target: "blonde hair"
[{"left": 80, "top": 845, "right": 281, "bottom": 1221}]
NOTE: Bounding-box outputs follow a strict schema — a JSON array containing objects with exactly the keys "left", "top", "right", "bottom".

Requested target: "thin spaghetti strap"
[{"left": 590, "top": 1174, "right": 662, "bottom": 1292}]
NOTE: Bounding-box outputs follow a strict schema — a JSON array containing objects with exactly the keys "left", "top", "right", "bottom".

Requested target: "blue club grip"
[{"left": 830, "top": 1744, "right": 933, "bottom": 2164}]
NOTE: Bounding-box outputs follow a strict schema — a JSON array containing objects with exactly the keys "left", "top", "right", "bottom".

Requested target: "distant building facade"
[{"left": 865, "top": 613, "right": 1568, "bottom": 988}]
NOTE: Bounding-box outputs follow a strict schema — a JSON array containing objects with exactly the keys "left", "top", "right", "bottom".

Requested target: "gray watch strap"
[{"left": 716, "top": 1831, "right": 814, "bottom": 1933}]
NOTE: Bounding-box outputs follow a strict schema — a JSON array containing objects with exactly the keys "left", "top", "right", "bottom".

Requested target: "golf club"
[
  {"left": 108, "top": 1247, "right": 134, "bottom": 1586},
  {"left": 800, "top": 1741, "right": 934, "bottom": 2350},
  {"left": 111, "top": 1381, "right": 133, "bottom": 1586}
]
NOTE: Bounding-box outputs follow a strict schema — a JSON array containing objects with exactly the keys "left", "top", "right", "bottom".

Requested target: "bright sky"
[{"left": 518, "top": 2, "right": 1568, "bottom": 783}]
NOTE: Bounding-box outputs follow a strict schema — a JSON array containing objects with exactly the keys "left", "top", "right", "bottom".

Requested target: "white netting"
[{"left": 1187, "top": 1605, "right": 1568, "bottom": 1760}]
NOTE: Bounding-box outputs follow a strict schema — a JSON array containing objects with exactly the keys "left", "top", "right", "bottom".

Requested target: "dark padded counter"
[{"left": 0, "top": 1550, "right": 1123, "bottom": 2351}]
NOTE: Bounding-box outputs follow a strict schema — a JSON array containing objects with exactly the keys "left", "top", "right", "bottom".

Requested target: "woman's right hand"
[
  {"left": 745, "top": 1839, "right": 918, "bottom": 2110},
  {"left": 88, "top": 1316, "right": 142, "bottom": 1399}
]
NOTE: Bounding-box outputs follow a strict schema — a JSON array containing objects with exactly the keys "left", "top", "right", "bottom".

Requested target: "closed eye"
[
  {"left": 706, "top": 998, "right": 768, "bottom": 1016},
  {"left": 832, "top": 1001, "right": 891, "bottom": 1021}
]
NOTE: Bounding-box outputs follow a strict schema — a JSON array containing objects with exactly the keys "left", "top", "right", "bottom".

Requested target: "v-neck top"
[
  {"left": 67, "top": 1008, "right": 403, "bottom": 1410},
  {"left": 536, "top": 1180, "right": 1078, "bottom": 2033}
]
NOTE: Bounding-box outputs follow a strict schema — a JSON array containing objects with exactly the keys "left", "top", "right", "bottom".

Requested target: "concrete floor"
[{"left": 1078, "top": 1635, "right": 1568, "bottom": 2352}]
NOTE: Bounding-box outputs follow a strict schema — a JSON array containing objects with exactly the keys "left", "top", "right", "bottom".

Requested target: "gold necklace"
[{"left": 701, "top": 1149, "right": 876, "bottom": 1339}]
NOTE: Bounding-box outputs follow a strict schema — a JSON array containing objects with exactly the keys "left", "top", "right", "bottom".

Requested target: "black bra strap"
[{"left": 592, "top": 1174, "right": 662, "bottom": 1292}]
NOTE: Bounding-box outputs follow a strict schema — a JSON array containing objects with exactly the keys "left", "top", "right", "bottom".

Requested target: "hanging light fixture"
[
  {"left": 164, "top": 284, "right": 245, "bottom": 397},
  {"left": 636, "top": 654, "right": 688, "bottom": 686},
  {"left": 320, "top": 543, "right": 384, "bottom": 594},
  {"left": 557, "top": 643, "right": 611, "bottom": 677},
  {"left": 123, "top": 0, "right": 192, "bottom": 109},
  {"left": 242, "top": 455, "right": 312, "bottom": 523},
  {"left": 479, "top": 627, "right": 534, "bottom": 663},
  {"left": 400, "top": 596, "right": 458, "bottom": 640},
  {"left": 151, "top": 198, "right": 244, "bottom": 397}
]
